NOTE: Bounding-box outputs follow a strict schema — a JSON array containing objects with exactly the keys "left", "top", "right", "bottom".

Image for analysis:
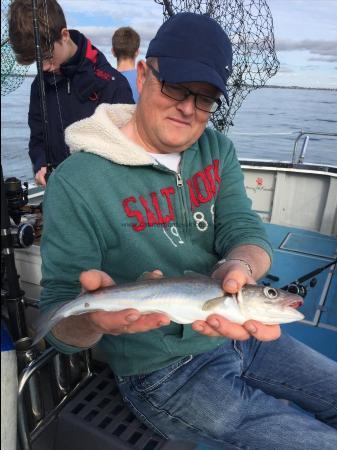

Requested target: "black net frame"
[
  {"left": 155, "top": 0, "right": 280, "bottom": 132},
  {"left": 1, "top": 0, "right": 30, "bottom": 96}
]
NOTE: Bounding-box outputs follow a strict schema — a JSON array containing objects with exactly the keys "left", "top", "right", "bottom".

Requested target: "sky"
[{"left": 44, "top": 0, "right": 337, "bottom": 88}]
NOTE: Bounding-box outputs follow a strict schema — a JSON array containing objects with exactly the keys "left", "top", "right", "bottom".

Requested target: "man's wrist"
[
  {"left": 51, "top": 315, "right": 103, "bottom": 348},
  {"left": 212, "top": 258, "right": 253, "bottom": 277}
]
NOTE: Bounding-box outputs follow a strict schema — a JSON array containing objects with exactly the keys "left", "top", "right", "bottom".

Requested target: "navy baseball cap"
[{"left": 146, "top": 13, "right": 232, "bottom": 102}]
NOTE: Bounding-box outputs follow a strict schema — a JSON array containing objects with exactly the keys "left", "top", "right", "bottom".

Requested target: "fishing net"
[
  {"left": 154, "top": 0, "right": 280, "bottom": 132},
  {"left": 1, "top": 0, "right": 29, "bottom": 96}
]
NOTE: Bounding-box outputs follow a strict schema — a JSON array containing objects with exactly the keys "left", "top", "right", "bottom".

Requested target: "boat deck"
[{"left": 263, "top": 223, "right": 337, "bottom": 359}]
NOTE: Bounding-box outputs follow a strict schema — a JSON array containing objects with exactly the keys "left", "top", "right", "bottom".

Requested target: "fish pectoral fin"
[{"left": 202, "top": 296, "right": 225, "bottom": 311}]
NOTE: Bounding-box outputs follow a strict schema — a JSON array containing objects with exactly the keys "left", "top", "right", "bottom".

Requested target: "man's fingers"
[
  {"left": 35, "top": 167, "right": 47, "bottom": 187},
  {"left": 35, "top": 173, "right": 46, "bottom": 186},
  {"left": 192, "top": 316, "right": 281, "bottom": 342},
  {"left": 212, "top": 261, "right": 257, "bottom": 294},
  {"left": 193, "top": 316, "right": 250, "bottom": 340},
  {"left": 138, "top": 270, "right": 164, "bottom": 281},
  {"left": 81, "top": 269, "right": 163, "bottom": 291},
  {"left": 243, "top": 320, "right": 281, "bottom": 341},
  {"left": 223, "top": 277, "right": 242, "bottom": 293},
  {"left": 80, "top": 270, "right": 170, "bottom": 335},
  {"left": 90, "top": 308, "right": 140, "bottom": 331},
  {"left": 121, "top": 313, "right": 170, "bottom": 334},
  {"left": 80, "top": 270, "right": 115, "bottom": 291},
  {"left": 221, "top": 269, "right": 253, "bottom": 293},
  {"left": 89, "top": 310, "right": 170, "bottom": 335}
]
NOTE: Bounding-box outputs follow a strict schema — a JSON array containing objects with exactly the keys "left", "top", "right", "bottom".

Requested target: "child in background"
[
  {"left": 9, "top": 0, "right": 133, "bottom": 186},
  {"left": 112, "top": 26, "right": 140, "bottom": 102}
]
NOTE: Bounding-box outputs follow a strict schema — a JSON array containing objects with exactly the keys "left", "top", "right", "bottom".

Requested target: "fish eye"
[{"left": 263, "top": 287, "right": 279, "bottom": 299}]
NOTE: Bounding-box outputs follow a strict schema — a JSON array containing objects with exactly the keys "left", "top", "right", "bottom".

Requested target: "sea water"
[{"left": 1, "top": 76, "right": 336, "bottom": 184}]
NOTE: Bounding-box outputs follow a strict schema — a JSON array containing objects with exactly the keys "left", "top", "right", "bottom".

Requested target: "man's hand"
[
  {"left": 191, "top": 261, "right": 281, "bottom": 342},
  {"left": 51, "top": 269, "right": 171, "bottom": 347},
  {"left": 35, "top": 166, "right": 47, "bottom": 186},
  {"left": 80, "top": 269, "right": 171, "bottom": 336}
]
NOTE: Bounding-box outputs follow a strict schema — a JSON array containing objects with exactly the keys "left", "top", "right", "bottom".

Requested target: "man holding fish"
[{"left": 39, "top": 12, "right": 337, "bottom": 449}]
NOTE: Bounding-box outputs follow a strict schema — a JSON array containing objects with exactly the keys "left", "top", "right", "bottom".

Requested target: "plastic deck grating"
[{"left": 55, "top": 366, "right": 195, "bottom": 450}]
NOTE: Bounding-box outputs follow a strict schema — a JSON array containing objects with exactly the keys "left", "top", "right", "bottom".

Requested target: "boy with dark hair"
[
  {"left": 9, "top": 0, "right": 133, "bottom": 186},
  {"left": 112, "top": 26, "right": 140, "bottom": 102}
]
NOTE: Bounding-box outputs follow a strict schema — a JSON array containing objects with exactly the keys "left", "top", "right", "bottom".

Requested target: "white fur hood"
[{"left": 64, "top": 103, "right": 154, "bottom": 166}]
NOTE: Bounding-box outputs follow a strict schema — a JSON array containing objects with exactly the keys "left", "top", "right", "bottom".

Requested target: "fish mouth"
[{"left": 283, "top": 297, "right": 304, "bottom": 309}]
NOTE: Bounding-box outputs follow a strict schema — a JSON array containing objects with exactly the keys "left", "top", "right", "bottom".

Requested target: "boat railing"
[
  {"left": 18, "top": 346, "right": 92, "bottom": 450},
  {"left": 292, "top": 131, "right": 337, "bottom": 164}
]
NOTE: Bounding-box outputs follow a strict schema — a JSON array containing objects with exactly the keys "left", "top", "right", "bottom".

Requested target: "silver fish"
[{"left": 33, "top": 275, "right": 304, "bottom": 344}]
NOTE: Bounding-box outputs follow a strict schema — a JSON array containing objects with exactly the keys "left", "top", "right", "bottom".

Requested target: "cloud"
[
  {"left": 60, "top": 0, "right": 163, "bottom": 57},
  {"left": 61, "top": 0, "right": 163, "bottom": 27},
  {"left": 277, "top": 65, "right": 294, "bottom": 74},
  {"left": 308, "top": 56, "right": 337, "bottom": 63},
  {"left": 276, "top": 39, "right": 337, "bottom": 61},
  {"left": 268, "top": 0, "right": 337, "bottom": 40}
]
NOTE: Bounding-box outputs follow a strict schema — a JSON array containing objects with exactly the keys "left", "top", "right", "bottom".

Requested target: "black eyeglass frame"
[{"left": 146, "top": 62, "right": 222, "bottom": 114}]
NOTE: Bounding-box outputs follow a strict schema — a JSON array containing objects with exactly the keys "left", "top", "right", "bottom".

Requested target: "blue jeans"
[{"left": 116, "top": 333, "right": 337, "bottom": 449}]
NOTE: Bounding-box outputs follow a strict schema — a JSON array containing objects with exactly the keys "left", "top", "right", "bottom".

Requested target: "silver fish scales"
[{"left": 33, "top": 275, "right": 304, "bottom": 344}]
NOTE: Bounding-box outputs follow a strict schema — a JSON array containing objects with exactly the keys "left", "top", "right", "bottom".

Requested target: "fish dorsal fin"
[
  {"left": 183, "top": 270, "right": 210, "bottom": 279},
  {"left": 202, "top": 296, "right": 225, "bottom": 311}
]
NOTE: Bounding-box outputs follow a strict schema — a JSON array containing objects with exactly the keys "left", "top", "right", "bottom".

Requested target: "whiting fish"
[{"left": 33, "top": 274, "right": 304, "bottom": 344}]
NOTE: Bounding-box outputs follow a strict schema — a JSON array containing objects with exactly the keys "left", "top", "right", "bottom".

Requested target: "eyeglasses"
[{"left": 147, "top": 63, "right": 222, "bottom": 113}]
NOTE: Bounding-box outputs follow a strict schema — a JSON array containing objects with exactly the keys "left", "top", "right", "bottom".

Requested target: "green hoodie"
[{"left": 40, "top": 104, "right": 272, "bottom": 376}]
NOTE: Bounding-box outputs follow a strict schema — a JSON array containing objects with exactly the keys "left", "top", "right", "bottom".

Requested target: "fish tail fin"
[
  {"left": 32, "top": 314, "right": 60, "bottom": 346},
  {"left": 32, "top": 302, "right": 68, "bottom": 345},
  {"left": 32, "top": 326, "right": 51, "bottom": 346}
]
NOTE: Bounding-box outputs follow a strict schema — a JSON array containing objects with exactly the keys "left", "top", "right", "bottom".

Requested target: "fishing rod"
[
  {"left": 281, "top": 258, "right": 337, "bottom": 298},
  {"left": 31, "top": 0, "right": 53, "bottom": 182}
]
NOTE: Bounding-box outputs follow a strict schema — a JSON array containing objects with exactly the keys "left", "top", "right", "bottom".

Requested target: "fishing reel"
[
  {"left": 263, "top": 274, "right": 319, "bottom": 299},
  {"left": 284, "top": 282, "right": 307, "bottom": 298},
  {"left": 4, "top": 177, "right": 29, "bottom": 225},
  {"left": 284, "top": 278, "right": 318, "bottom": 299},
  {"left": 6, "top": 221, "right": 35, "bottom": 249},
  {"left": 2, "top": 177, "right": 35, "bottom": 249},
  {"left": 1, "top": 177, "right": 35, "bottom": 286}
]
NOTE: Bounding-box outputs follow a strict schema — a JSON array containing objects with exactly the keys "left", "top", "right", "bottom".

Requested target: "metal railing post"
[{"left": 292, "top": 131, "right": 337, "bottom": 164}]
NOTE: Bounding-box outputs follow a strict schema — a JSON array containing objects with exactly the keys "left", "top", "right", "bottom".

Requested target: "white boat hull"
[
  {"left": 242, "top": 161, "right": 337, "bottom": 235},
  {"left": 1, "top": 325, "right": 18, "bottom": 450}
]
